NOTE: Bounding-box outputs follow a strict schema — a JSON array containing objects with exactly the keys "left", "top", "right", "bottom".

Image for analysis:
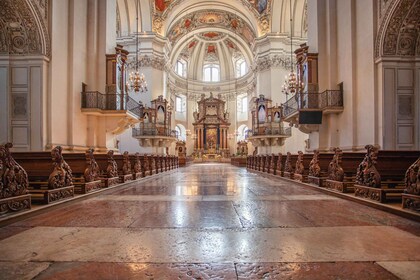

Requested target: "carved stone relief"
[{"left": 0, "top": 0, "right": 50, "bottom": 56}]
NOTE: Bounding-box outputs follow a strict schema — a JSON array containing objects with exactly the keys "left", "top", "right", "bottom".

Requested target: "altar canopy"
[{"left": 192, "top": 93, "right": 231, "bottom": 157}]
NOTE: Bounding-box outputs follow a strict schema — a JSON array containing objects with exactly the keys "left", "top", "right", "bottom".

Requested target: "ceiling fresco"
[{"left": 167, "top": 10, "right": 255, "bottom": 46}]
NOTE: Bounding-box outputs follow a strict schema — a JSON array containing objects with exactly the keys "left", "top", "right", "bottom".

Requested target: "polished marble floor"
[{"left": 0, "top": 163, "right": 419, "bottom": 279}]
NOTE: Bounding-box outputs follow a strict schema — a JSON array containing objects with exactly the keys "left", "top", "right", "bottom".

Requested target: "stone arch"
[{"left": 0, "top": 0, "right": 50, "bottom": 56}]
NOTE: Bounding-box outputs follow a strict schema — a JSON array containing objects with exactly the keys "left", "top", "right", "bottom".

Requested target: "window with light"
[
  {"left": 241, "top": 96, "right": 248, "bottom": 113},
  {"left": 175, "top": 59, "right": 187, "bottom": 77},
  {"left": 203, "top": 64, "right": 220, "bottom": 82},
  {"left": 235, "top": 58, "right": 247, "bottom": 78},
  {"left": 175, "top": 96, "right": 183, "bottom": 112}
]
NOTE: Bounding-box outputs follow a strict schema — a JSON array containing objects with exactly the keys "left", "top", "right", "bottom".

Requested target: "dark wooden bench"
[
  {"left": 12, "top": 147, "right": 75, "bottom": 204},
  {"left": 130, "top": 153, "right": 144, "bottom": 179},
  {"left": 353, "top": 147, "right": 420, "bottom": 203},
  {"left": 0, "top": 143, "right": 31, "bottom": 215},
  {"left": 325, "top": 148, "right": 366, "bottom": 193},
  {"left": 307, "top": 150, "right": 334, "bottom": 187},
  {"left": 62, "top": 149, "right": 103, "bottom": 194},
  {"left": 293, "top": 152, "right": 313, "bottom": 183},
  {"left": 402, "top": 157, "right": 420, "bottom": 212},
  {"left": 269, "top": 154, "right": 278, "bottom": 175},
  {"left": 114, "top": 151, "right": 134, "bottom": 183},
  {"left": 231, "top": 157, "right": 247, "bottom": 167},
  {"left": 94, "top": 151, "right": 121, "bottom": 187},
  {"left": 283, "top": 152, "right": 297, "bottom": 179}
]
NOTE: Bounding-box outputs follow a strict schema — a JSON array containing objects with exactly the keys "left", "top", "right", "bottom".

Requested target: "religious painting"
[
  {"left": 155, "top": 0, "right": 173, "bottom": 12},
  {"left": 203, "top": 32, "right": 220, "bottom": 39},
  {"left": 207, "top": 45, "right": 216, "bottom": 54},
  {"left": 249, "top": 0, "right": 268, "bottom": 14},
  {"left": 206, "top": 128, "right": 217, "bottom": 150}
]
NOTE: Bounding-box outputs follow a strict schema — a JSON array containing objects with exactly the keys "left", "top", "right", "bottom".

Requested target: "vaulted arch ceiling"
[{"left": 116, "top": 0, "right": 307, "bottom": 82}]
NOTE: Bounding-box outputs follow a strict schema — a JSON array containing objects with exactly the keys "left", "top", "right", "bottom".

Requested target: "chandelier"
[
  {"left": 127, "top": 0, "right": 147, "bottom": 93},
  {"left": 281, "top": 0, "right": 299, "bottom": 98}
]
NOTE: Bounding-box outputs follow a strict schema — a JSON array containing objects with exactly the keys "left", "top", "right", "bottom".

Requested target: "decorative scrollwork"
[
  {"left": 284, "top": 152, "right": 293, "bottom": 173},
  {"left": 122, "top": 151, "right": 132, "bottom": 175},
  {"left": 328, "top": 148, "right": 344, "bottom": 182},
  {"left": 295, "top": 151, "right": 305, "bottom": 175},
  {"left": 48, "top": 146, "right": 73, "bottom": 189},
  {"left": 404, "top": 157, "right": 420, "bottom": 195},
  {"left": 84, "top": 148, "right": 100, "bottom": 182},
  {"left": 0, "top": 142, "right": 28, "bottom": 199},
  {"left": 355, "top": 145, "right": 381, "bottom": 188},
  {"left": 133, "top": 153, "right": 142, "bottom": 173},
  {"left": 106, "top": 150, "right": 118, "bottom": 178},
  {"left": 309, "top": 150, "right": 321, "bottom": 177}
]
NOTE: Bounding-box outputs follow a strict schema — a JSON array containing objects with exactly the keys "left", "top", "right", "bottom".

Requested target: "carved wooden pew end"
[
  {"left": 354, "top": 184, "right": 404, "bottom": 203},
  {"left": 30, "top": 186, "right": 75, "bottom": 204},
  {"left": 308, "top": 175, "right": 327, "bottom": 187},
  {"left": 325, "top": 179, "right": 355, "bottom": 193},
  {"left": 0, "top": 143, "right": 32, "bottom": 214},
  {"left": 0, "top": 195, "right": 31, "bottom": 216},
  {"left": 73, "top": 179, "right": 102, "bottom": 194},
  {"left": 402, "top": 194, "right": 420, "bottom": 212}
]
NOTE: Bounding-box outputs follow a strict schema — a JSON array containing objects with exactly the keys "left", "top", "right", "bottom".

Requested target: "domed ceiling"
[{"left": 116, "top": 0, "right": 307, "bottom": 83}]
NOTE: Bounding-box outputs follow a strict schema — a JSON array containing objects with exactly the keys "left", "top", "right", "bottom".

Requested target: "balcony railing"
[
  {"left": 247, "top": 127, "right": 292, "bottom": 137},
  {"left": 283, "top": 90, "right": 343, "bottom": 118},
  {"left": 132, "top": 127, "right": 177, "bottom": 138},
  {"left": 81, "top": 91, "right": 141, "bottom": 118}
]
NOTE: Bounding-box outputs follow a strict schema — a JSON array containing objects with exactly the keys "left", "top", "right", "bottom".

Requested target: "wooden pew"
[
  {"left": 130, "top": 153, "right": 143, "bottom": 179},
  {"left": 353, "top": 146, "right": 420, "bottom": 203},
  {"left": 402, "top": 157, "right": 420, "bottom": 212},
  {"left": 293, "top": 151, "right": 313, "bottom": 183},
  {"left": 114, "top": 151, "right": 134, "bottom": 183},
  {"left": 307, "top": 150, "right": 334, "bottom": 187},
  {"left": 283, "top": 152, "right": 297, "bottom": 179},
  {"left": 325, "top": 148, "right": 365, "bottom": 193},
  {"left": 94, "top": 151, "right": 120, "bottom": 187},
  {"left": 0, "top": 143, "right": 31, "bottom": 215},
  {"left": 231, "top": 157, "right": 247, "bottom": 167},
  {"left": 269, "top": 154, "right": 278, "bottom": 175},
  {"left": 12, "top": 146, "right": 75, "bottom": 204},
  {"left": 275, "top": 153, "right": 284, "bottom": 177}
]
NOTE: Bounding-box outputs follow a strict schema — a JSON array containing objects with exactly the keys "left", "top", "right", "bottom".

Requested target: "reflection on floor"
[{"left": 0, "top": 163, "right": 419, "bottom": 279}]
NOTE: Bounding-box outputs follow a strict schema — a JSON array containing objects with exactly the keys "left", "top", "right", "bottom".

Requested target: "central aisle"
[{"left": 0, "top": 163, "right": 419, "bottom": 279}]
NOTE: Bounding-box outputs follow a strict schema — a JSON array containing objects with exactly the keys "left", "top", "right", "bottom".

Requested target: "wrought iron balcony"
[
  {"left": 247, "top": 127, "right": 292, "bottom": 137},
  {"left": 81, "top": 91, "right": 142, "bottom": 119},
  {"left": 283, "top": 89, "right": 344, "bottom": 120}
]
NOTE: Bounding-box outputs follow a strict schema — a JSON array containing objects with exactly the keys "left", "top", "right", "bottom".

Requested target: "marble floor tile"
[
  {"left": 129, "top": 201, "right": 242, "bottom": 229},
  {"left": 0, "top": 261, "right": 51, "bottom": 280},
  {"left": 377, "top": 261, "right": 420, "bottom": 280},
  {"left": 0, "top": 226, "right": 419, "bottom": 263},
  {"left": 0, "top": 226, "right": 31, "bottom": 241},
  {"left": 33, "top": 262, "right": 237, "bottom": 280},
  {"left": 235, "top": 262, "right": 400, "bottom": 280}
]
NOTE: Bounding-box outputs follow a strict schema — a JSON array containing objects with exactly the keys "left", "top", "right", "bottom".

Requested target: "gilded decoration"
[
  {"left": 106, "top": 150, "right": 118, "bottom": 178},
  {"left": 0, "top": 143, "right": 28, "bottom": 199},
  {"left": 309, "top": 150, "right": 321, "bottom": 177},
  {"left": 404, "top": 157, "right": 420, "bottom": 195},
  {"left": 355, "top": 145, "right": 381, "bottom": 188},
  {"left": 48, "top": 146, "right": 73, "bottom": 189},
  {"left": 84, "top": 148, "right": 100, "bottom": 182},
  {"left": 0, "top": 0, "right": 50, "bottom": 56},
  {"left": 328, "top": 148, "right": 344, "bottom": 182}
]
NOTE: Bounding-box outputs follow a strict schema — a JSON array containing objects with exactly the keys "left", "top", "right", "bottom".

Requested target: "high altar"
[{"left": 192, "top": 93, "right": 231, "bottom": 158}]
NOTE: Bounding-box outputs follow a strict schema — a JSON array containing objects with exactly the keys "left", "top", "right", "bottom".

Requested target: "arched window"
[
  {"left": 203, "top": 64, "right": 220, "bottom": 82},
  {"left": 175, "top": 59, "right": 187, "bottom": 77},
  {"left": 235, "top": 58, "right": 247, "bottom": 78}
]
